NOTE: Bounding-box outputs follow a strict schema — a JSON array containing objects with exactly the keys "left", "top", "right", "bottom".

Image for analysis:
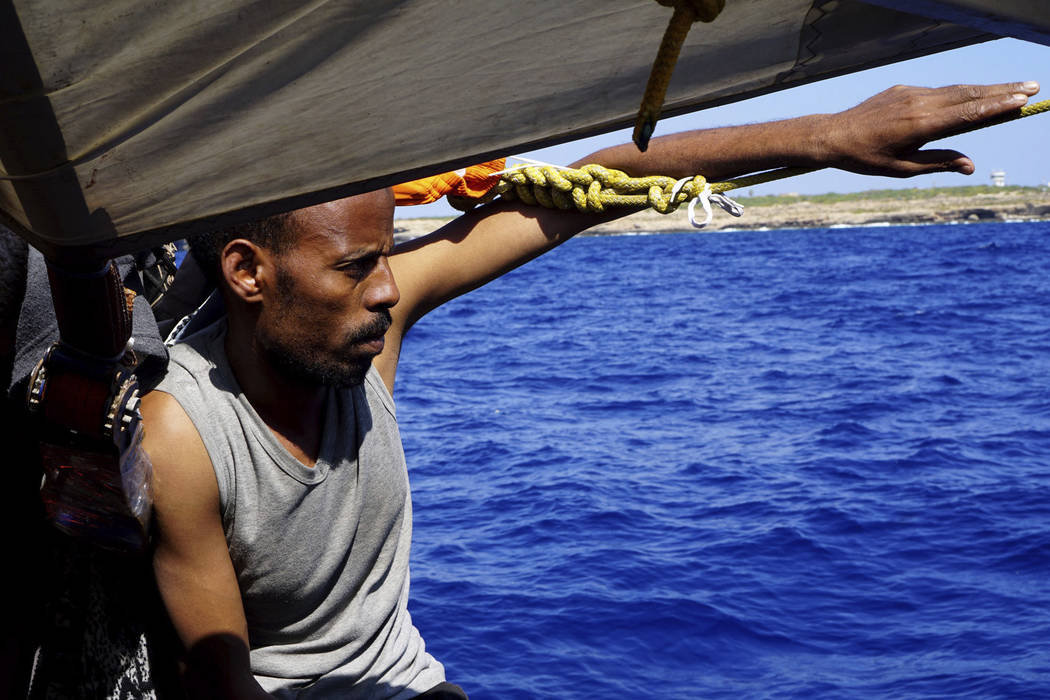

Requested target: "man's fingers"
[
  {"left": 897, "top": 149, "right": 973, "bottom": 176},
  {"left": 925, "top": 89, "right": 1032, "bottom": 137},
  {"left": 962, "top": 91, "right": 1026, "bottom": 122},
  {"left": 916, "top": 82, "right": 1038, "bottom": 134},
  {"left": 943, "top": 81, "right": 1040, "bottom": 105}
]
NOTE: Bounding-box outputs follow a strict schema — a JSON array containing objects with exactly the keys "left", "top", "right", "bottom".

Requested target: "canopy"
[{"left": 2, "top": 0, "right": 1048, "bottom": 259}]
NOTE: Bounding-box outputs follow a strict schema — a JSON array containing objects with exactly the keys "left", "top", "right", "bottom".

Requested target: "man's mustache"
[{"left": 351, "top": 309, "right": 392, "bottom": 342}]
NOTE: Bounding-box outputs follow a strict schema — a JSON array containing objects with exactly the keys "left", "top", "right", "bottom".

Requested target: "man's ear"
[{"left": 220, "top": 239, "right": 269, "bottom": 303}]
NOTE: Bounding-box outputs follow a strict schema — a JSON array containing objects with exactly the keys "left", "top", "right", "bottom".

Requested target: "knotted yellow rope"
[
  {"left": 482, "top": 164, "right": 709, "bottom": 214},
  {"left": 634, "top": 0, "right": 727, "bottom": 152}
]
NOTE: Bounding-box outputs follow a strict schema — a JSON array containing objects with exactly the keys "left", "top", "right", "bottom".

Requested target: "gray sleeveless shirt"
[{"left": 154, "top": 319, "right": 444, "bottom": 699}]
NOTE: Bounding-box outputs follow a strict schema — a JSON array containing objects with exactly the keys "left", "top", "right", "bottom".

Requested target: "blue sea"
[{"left": 396, "top": 221, "right": 1050, "bottom": 699}]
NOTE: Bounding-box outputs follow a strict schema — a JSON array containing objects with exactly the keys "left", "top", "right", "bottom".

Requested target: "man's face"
[{"left": 255, "top": 189, "right": 399, "bottom": 387}]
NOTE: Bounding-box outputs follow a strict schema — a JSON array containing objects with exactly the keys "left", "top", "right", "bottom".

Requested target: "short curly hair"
[{"left": 189, "top": 210, "right": 297, "bottom": 286}]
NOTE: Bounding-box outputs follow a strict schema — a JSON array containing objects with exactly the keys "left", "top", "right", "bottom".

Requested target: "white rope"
[
  {"left": 670, "top": 179, "right": 745, "bottom": 228},
  {"left": 490, "top": 156, "right": 571, "bottom": 176}
]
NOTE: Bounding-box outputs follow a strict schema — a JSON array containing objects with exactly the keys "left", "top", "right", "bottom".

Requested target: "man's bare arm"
[
  {"left": 142, "top": 391, "right": 273, "bottom": 699},
  {"left": 579, "top": 83, "right": 1039, "bottom": 181},
  {"left": 376, "top": 82, "right": 1038, "bottom": 389}
]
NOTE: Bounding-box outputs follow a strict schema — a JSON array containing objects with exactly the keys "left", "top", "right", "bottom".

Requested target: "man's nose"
[{"left": 365, "top": 257, "right": 400, "bottom": 310}]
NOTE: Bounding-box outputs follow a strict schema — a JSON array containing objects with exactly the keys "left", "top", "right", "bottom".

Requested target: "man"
[{"left": 141, "top": 82, "right": 1039, "bottom": 698}]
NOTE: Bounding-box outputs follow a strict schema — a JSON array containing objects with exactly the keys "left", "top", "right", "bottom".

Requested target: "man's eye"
[{"left": 339, "top": 258, "right": 374, "bottom": 277}]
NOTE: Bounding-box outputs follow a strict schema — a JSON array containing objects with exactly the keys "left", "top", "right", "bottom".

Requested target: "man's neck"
[{"left": 224, "top": 322, "right": 326, "bottom": 468}]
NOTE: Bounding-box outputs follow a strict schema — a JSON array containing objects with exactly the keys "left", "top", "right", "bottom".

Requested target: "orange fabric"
[{"left": 393, "top": 158, "right": 506, "bottom": 206}]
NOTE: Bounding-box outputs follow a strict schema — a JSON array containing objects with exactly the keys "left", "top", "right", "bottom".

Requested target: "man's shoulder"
[
  {"left": 156, "top": 318, "right": 229, "bottom": 393},
  {"left": 151, "top": 318, "right": 244, "bottom": 454},
  {"left": 166, "top": 317, "right": 226, "bottom": 369},
  {"left": 144, "top": 321, "right": 232, "bottom": 502},
  {"left": 140, "top": 386, "right": 215, "bottom": 495},
  {"left": 362, "top": 363, "right": 397, "bottom": 419}
]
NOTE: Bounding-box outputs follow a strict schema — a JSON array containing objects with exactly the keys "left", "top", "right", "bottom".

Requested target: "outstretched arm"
[
  {"left": 583, "top": 82, "right": 1038, "bottom": 181},
  {"left": 375, "top": 81, "right": 1038, "bottom": 390}
]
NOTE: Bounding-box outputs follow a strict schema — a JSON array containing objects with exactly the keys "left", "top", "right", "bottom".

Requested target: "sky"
[{"left": 397, "top": 37, "right": 1050, "bottom": 219}]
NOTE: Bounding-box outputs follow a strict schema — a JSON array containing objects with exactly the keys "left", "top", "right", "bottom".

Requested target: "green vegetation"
[{"left": 733, "top": 185, "right": 1047, "bottom": 207}]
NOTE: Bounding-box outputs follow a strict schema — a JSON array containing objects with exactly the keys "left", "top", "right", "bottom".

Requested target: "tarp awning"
[{"left": 2, "top": 0, "right": 1046, "bottom": 258}]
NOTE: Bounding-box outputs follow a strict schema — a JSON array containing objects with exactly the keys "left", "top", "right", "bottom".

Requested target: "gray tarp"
[{"left": 1, "top": 0, "right": 1046, "bottom": 258}]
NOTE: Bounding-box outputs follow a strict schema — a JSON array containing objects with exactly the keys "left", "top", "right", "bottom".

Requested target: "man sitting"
[{"left": 141, "top": 82, "right": 1038, "bottom": 699}]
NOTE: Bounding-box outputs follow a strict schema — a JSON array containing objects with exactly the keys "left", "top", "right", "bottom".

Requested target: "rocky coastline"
[{"left": 394, "top": 187, "right": 1050, "bottom": 241}]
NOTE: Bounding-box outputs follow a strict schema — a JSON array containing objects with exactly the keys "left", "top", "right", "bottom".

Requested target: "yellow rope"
[
  {"left": 1021, "top": 97, "right": 1050, "bottom": 118},
  {"left": 485, "top": 164, "right": 709, "bottom": 214},
  {"left": 459, "top": 97, "right": 1050, "bottom": 216},
  {"left": 634, "top": 0, "right": 726, "bottom": 152}
]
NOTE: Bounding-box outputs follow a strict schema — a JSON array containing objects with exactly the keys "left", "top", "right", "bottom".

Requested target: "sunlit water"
[{"left": 397, "top": 221, "right": 1050, "bottom": 699}]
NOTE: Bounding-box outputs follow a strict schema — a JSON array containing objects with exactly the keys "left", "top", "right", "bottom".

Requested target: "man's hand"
[{"left": 822, "top": 82, "right": 1040, "bottom": 178}]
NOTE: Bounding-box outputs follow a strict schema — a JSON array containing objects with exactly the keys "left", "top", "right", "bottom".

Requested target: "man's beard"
[
  {"left": 257, "top": 273, "right": 392, "bottom": 388},
  {"left": 258, "top": 308, "right": 390, "bottom": 388}
]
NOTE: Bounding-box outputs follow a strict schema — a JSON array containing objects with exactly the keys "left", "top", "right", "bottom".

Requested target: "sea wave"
[{"left": 400, "top": 222, "right": 1050, "bottom": 699}]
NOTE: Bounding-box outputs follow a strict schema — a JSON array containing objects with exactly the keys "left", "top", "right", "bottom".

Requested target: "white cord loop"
[{"left": 676, "top": 181, "right": 744, "bottom": 228}]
